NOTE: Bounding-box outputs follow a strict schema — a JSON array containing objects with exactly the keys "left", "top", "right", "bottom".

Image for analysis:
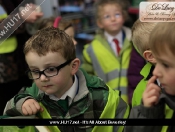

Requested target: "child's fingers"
[
  {"left": 144, "top": 96, "right": 159, "bottom": 107},
  {"left": 22, "top": 105, "right": 33, "bottom": 115},
  {"left": 143, "top": 81, "right": 161, "bottom": 107},
  {"left": 33, "top": 101, "right": 44, "bottom": 112},
  {"left": 147, "top": 76, "right": 157, "bottom": 87},
  {"left": 29, "top": 103, "right": 39, "bottom": 114},
  {"left": 145, "top": 85, "right": 161, "bottom": 98},
  {"left": 22, "top": 99, "right": 40, "bottom": 115},
  {"left": 39, "top": 107, "right": 44, "bottom": 112},
  {"left": 22, "top": 107, "right": 29, "bottom": 115},
  {"left": 144, "top": 83, "right": 160, "bottom": 97},
  {"left": 33, "top": 101, "right": 41, "bottom": 111}
]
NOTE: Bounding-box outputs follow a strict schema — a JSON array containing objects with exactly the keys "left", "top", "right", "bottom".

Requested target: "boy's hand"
[
  {"left": 143, "top": 76, "right": 161, "bottom": 107},
  {"left": 22, "top": 99, "right": 43, "bottom": 115}
]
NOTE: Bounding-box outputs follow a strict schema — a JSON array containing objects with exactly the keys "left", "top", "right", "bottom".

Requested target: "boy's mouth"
[
  {"left": 160, "top": 84, "right": 166, "bottom": 89},
  {"left": 43, "top": 85, "right": 52, "bottom": 88}
]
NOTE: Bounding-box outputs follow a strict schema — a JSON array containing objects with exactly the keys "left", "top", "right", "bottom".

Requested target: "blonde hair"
[
  {"left": 38, "top": 17, "right": 73, "bottom": 31},
  {"left": 150, "top": 22, "right": 175, "bottom": 56},
  {"left": 131, "top": 19, "right": 157, "bottom": 55},
  {"left": 24, "top": 27, "right": 76, "bottom": 60}
]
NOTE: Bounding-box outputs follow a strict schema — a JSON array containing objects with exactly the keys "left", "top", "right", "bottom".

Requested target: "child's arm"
[
  {"left": 21, "top": 99, "right": 43, "bottom": 115},
  {"left": 124, "top": 76, "right": 164, "bottom": 132},
  {"left": 3, "top": 83, "right": 41, "bottom": 116},
  {"left": 143, "top": 76, "right": 161, "bottom": 107}
]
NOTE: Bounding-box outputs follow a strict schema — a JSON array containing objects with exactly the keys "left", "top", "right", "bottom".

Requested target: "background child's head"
[
  {"left": 38, "top": 17, "right": 77, "bottom": 46},
  {"left": 150, "top": 22, "right": 175, "bottom": 95},
  {"left": 94, "top": 0, "right": 129, "bottom": 36},
  {"left": 24, "top": 27, "right": 76, "bottom": 61},
  {"left": 132, "top": 19, "right": 157, "bottom": 64}
]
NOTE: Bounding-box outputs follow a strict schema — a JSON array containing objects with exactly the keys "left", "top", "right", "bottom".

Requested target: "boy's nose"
[
  {"left": 153, "top": 65, "right": 162, "bottom": 77},
  {"left": 40, "top": 74, "right": 49, "bottom": 81},
  {"left": 111, "top": 16, "right": 116, "bottom": 21}
]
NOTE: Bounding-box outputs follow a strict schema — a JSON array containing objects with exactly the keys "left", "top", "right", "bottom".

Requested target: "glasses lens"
[
  {"left": 44, "top": 67, "right": 58, "bottom": 77},
  {"left": 28, "top": 71, "right": 40, "bottom": 80}
]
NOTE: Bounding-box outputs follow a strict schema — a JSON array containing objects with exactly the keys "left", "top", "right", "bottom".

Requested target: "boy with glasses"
[{"left": 4, "top": 27, "right": 129, "bottom": 132}]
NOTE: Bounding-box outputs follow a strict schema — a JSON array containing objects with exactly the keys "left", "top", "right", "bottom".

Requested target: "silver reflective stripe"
[
  {"left": 121, "top": 69, "right": 127, "bottom": 77},
  {"left": 114, "top": 86, "right": 127, "bottom": 95},
  {"left": 87, "top": 45, "right": 108, "bottom": 82},
  {"left": 87, "top": 45, "right": 128, "bottom": 96},
  {"left": 107, "top": 69, "right": 119, "bottom": 81},
  {"left": 113, "top": 97, "right": 129, "bottom": 132},
  {"left": 87, "top": 45, "right": 127, "bottom": 82}
]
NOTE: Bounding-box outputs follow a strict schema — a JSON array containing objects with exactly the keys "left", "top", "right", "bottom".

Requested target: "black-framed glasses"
[{"left": 26, "top": 59, "right": 73, "bottom": 80}]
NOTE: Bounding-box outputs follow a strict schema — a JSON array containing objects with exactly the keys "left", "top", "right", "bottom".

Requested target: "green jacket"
[
  {"left": 81, "top": 27, "right": 132, "bottom": 103},
  {"left": 4, "top": 69, "right": 129, "bottom": 132}
]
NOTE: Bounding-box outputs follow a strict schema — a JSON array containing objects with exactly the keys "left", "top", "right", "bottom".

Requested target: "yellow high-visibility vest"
[
  {"left": 83, "top": 35, "right": 132, "bottom": 103},
  {"left": 38, "top": 87, "right": 129, "bottom": 132},
  {"left": 0, "top": 5, "right": 17, "bottom": 53}
]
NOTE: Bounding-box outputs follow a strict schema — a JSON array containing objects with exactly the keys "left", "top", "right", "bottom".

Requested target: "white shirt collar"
[
  {"left": 46, "top": 75, "right": 78, "bottom": 104},
  {"left": 104, "top": 30, "right": 123, "bottom": 47}
]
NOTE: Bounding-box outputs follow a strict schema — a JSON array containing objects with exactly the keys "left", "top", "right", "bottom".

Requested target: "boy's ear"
[
  {"left": 143, "top": 50, "right": 156, "bottom": 64},
  {"left": 70, "top": 58, "right": 80, "bottom": 75},
  {"left": 96, "top": 20, "right": 103, "bottom": 29}
]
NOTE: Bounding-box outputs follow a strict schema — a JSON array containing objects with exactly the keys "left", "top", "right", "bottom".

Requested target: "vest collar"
[{"left": 159, "top": 89, "right": 175, "bottom": 110}]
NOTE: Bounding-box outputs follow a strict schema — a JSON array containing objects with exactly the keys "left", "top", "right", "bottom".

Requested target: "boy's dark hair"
[
  {"left": 24, "top": 27, "right": 76, "bottom": 60},
  {"left": 94, "top": 0, "right": 129, "bottom": 21}
]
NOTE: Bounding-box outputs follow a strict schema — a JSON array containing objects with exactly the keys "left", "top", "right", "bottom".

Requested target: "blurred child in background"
[
  {"left": 38, "top": 16, "right": 77, "bottom": 46},
  {"left": 81, "top": 0, "right": 132, "bottom": 103}
]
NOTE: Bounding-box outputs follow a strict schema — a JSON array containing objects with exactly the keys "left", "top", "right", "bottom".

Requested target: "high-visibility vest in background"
[
  {"left": 0, "top": 5, "right": 17, "bottom": 53},
  {"left": 83, "top": 35, "right": 132, "bottom": 103}
]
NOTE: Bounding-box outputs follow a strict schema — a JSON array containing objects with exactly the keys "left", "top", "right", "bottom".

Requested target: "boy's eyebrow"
[
  {"left": 28, "top": 66, "right": 38, "bottom": 69},
  {"left": 28, "top": 63, "right": 61, "bottom": 69},
  {"left": 156, "top": 57, "right": 171, "bottom": 64}
]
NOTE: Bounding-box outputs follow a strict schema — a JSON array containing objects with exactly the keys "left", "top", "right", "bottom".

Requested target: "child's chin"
[
  {"left": 44, "top": 91, "right": 55, "bottom": 95},
  {"left": 165, "top": 89, "right": 175, "bottom": 96}
]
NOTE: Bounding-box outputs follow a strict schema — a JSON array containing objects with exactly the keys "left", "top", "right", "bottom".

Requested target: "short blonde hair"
[
  {"left": 132, "top": 19, "right": 157, "bottom": 55},
  {"left": 24, "top": 27, "right": 76, "bottom": 60},
  {"left": 150, "top": 22, "right": 175, "bottom": 56}
]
